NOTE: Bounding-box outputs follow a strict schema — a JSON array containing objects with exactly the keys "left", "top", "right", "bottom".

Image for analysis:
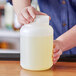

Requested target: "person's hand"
[
  {"left": 53, "top": 40, "right": 63, "bottom": 64},
  {"left": 17, "top": 6, "right": 48, "bottom": 25}
]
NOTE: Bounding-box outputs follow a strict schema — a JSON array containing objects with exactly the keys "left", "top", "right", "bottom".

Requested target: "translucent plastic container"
[{"left": 20, "top": 15, "right": 53, "bottom": 71}]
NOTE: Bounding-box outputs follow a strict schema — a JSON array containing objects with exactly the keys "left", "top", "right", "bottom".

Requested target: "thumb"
[{"left": 37, "top": 11, "right": 47, "bottom": 15}]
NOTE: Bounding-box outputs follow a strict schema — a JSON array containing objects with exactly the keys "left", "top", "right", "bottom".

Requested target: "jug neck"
[
  {"left": 35, "top": 15, "right": 49, "bottom": 25},
  {"left": 27, "top": 15, "right": 49, "bottom": 27}
]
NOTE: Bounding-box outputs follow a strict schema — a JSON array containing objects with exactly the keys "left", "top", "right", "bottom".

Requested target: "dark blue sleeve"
[{"left": 6, "top": 0, "right": 12, "bottom": 5}]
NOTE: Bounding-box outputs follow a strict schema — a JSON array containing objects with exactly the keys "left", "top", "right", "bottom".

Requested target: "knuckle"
[
  {"left": 21, "top": 8, "right": 27, "bottom": 13},
  {"left": 29, "top": 6, "right": 32, "bottom": 8},
  {"left": 21, "top": 11, "right": 23, "bottom": 15},
  {"left": 21, "top": 10, "right": 24, "bottom": 14},
  {"left": 28, "top": 6, "right": 33, "bottom": 10},
  {"left": 27, "top": 16, "right": 31, "bottom": 20}
]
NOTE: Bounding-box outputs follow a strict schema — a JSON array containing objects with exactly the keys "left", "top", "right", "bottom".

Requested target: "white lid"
[{"left": 34, "top": 15, "right": 49, "bottom": 24}]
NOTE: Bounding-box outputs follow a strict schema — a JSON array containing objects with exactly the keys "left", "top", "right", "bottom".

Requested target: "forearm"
[
  {"left": 12, "top": 0, "right": 31, "bottom": 15},
  {"left": 56, "top": 25, "right": 76, "bottom": 52}
]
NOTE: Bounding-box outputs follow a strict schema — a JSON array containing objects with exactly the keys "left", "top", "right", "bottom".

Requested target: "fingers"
[
  {"left": 18, "top": 6, "right": 51, "bottom": 25},
  {"left": 53, "top": 40, "right": 63, "bottom": 64},
  {"left": 54, "top": 49, "right": 62, "bottom": 58},
  {"left": 53, "top": 49, "right": 62, "bottom": 64},
  {"left": 27, "top": 6, "right": 36, "bottom": 19},
  {"left": 53, "top": 40, "right": 60, "bottom": 53},
  {"left": 54, "top": 46, "right": 59, "bottom": 53},
  {"left": 21, "top": 8, "right": 34, "bottom": 23},
  {"left": 18, "top": 13, "right": 29, "bottom": 25},
  {"left": 53, "top": 55, "right": 60, "bottom": 64}
]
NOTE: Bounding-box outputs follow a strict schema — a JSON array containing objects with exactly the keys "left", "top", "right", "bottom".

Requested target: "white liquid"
[{"left": 20, "top": 35, "right": 53, "bottom": 70}]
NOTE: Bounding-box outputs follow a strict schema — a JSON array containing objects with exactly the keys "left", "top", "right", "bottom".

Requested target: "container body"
[{"left": 20, "top": 16, "right": 53, "bottom": 71}]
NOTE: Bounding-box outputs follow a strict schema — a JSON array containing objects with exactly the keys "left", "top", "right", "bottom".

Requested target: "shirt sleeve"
[{"left": 6, "top": 0, "right": 12, "bottom": 5}]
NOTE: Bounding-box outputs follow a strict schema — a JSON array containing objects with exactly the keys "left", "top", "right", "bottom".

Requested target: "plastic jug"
[{"left": 20, "top": 15, "right": 53, "bottom": 71}]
